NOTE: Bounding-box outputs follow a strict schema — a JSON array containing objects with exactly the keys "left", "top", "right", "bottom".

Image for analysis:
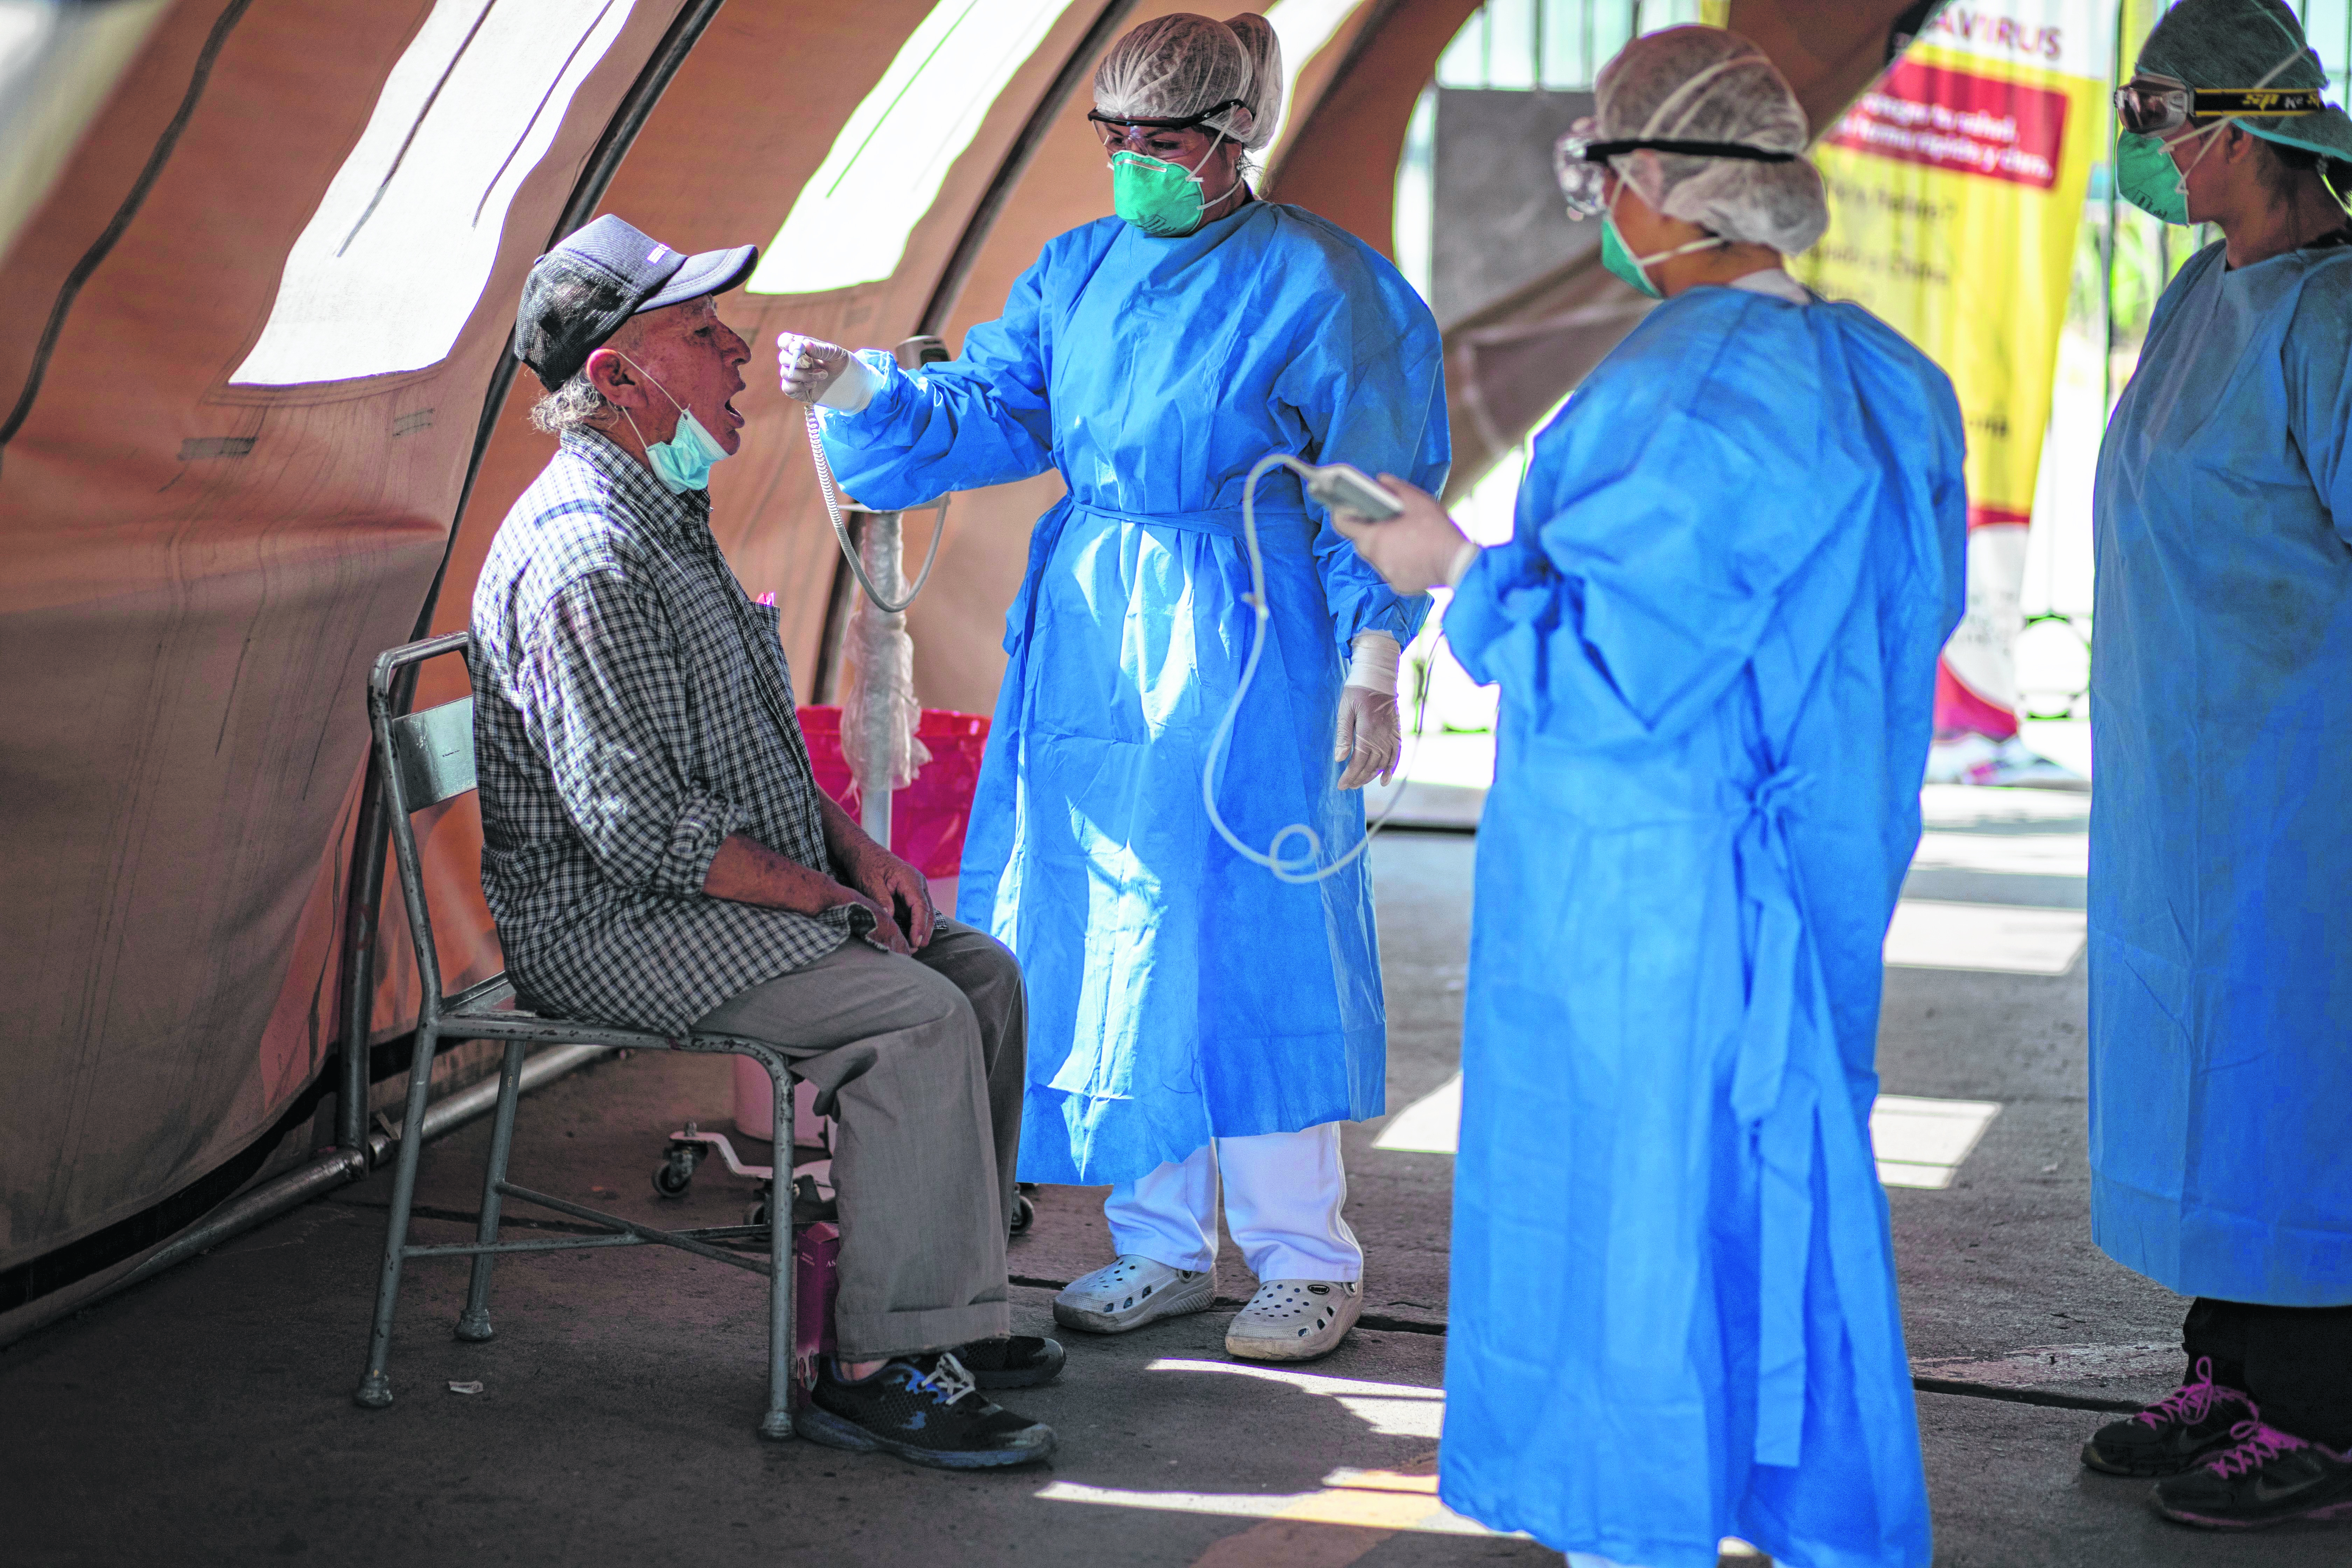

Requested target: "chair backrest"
[
  {"left": 387, "top": 697, "right": 477, "bottom": 812},
  {"left": 369, "top": 630, "right": 492, "bottom": 1021}
]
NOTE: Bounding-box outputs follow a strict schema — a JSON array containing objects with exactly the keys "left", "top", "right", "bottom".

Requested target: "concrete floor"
[{"left": 5, "top": 811, "right": 2348, "bottom": 1566}]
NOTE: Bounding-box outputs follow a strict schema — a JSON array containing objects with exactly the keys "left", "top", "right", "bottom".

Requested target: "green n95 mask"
[
  {"left": 2118, "top": 130, "right": 2186, "bottom": 224},
  {"left": 2117, "top": 121, "right": 2231, "bottom": 226},
  {"left": 1600, "top": 184, "right": 1726, "bottom": 299},
  {"left": 1111, "top": 141, "right": 1239, "bottom": 238}
]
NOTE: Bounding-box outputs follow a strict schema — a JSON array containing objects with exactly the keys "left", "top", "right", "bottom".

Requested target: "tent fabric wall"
[
  {"left": 0, "top": 0, "right": 691, "bottom": 1278},
  {"left": 0, "top": 0, "right": 1378, "bottom": 1294},
  {"left": 0, "top": 0, "right": 1912, "bottom": 1310}
]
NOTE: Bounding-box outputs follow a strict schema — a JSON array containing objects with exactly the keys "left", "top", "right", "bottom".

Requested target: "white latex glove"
[
  {"left": 1335, "top": 685, "right": 1402, "bottom": 791},
  {"left": 1330, "top": 475, "right": 1481, "bottom": 595},
  {"left": 776, "top": 332, "right": 880, "bottom": 410}
]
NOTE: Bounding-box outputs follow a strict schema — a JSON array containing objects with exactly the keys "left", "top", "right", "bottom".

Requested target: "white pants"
[{"left": 1103, "top": 1122, "right": 1362, "bottom": 1282}]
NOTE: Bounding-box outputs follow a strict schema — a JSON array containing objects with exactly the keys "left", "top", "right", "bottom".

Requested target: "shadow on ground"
[{"left": 2, "top": 834, "right": 2343, "bottom": 1566}]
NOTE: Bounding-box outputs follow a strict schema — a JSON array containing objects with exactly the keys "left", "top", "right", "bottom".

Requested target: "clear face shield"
[
  {"left": 1086, "top": 97, "right": 1246, "bottom": 155},
  {"left": 1552, "top": 115, "right": 1799, "bottom": 220}
]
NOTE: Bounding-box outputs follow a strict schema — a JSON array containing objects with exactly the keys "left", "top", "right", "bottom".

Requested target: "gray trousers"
[{"left": 693, "top": 919, "right": 1023, "bottom": 1359}]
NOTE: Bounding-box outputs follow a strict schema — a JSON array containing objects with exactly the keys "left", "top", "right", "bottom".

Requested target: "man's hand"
[
  {"left": 777, "top": 333, "right": 855, "bottom": 405},
  {"left": 810, "top": 787, "right": 934, "bottom": 953},
  {"left": 1334, "top": 686, "right": 1401, "bottom": 790},
  {"left": 1331, "top": 476, "right": 1478, "bottom": 595},
  {"left": 702, "top": 834, "right": 912, "bottom": 951},
  {"left": 839, "top": 836, "right": 934, "bottom": 954}
]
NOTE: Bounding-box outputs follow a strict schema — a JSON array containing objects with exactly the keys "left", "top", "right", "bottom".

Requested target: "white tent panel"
[{"left": 230, "top": 0, "right": 635, "bottom": 386}]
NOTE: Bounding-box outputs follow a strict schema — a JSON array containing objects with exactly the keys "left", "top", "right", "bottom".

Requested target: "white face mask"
[{"left": 615, "top": 353, "right": 730, "bottom": 493}]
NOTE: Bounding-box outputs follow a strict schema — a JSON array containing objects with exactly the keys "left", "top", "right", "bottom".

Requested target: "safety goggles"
[
  {"left": 1088, "top": 99, "right": 1245, "bottom": 150},
  {"left": 1553, "top": 118, "right": 1798, "bottom": 217},
  {"left": 2113, "top": 74, "right": 2325, "bottom": 136}
]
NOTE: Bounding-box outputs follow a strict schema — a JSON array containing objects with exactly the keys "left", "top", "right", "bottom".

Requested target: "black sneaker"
[
  {"left": 2151, "top": 1420, "right": 2352, "bottom": 1529},
  {"left": 2081, "top": 1357, "right": 2256, "bottom": 1477},
  {"left": 953, "top": 1334, "right": 1066, "bottom": 1390},
  {"left": 801, "top": 1352, "right": 1055, "bottom": 1470}
]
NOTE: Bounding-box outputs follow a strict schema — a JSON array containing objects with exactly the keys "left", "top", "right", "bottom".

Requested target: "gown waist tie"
[
  {"left": 1728, "top": 764, "right": 1895, "bottom": 1469},
  {"left": 1069, "top": 500, "right": 1315, "bottom": 547}
]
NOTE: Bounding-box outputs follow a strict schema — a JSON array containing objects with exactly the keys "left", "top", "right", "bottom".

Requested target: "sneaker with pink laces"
[
  {"left": 2081, "top": 1357, "right": 2256, "bottom": 1476},
  {"left": 2150, "top": 1419, "right": 2352, "bottom": 1529}
]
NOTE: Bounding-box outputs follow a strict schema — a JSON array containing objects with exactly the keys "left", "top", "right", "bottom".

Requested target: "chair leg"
[
  {"left": 455, "top": 1038, "right": 528, "bottom": 1342},
  {"left": 355, "top": 1029, "right": 442, "bottom": 1407},
  {"left": 759, "top": 1052, "right": 796, "bottom": 1440}
]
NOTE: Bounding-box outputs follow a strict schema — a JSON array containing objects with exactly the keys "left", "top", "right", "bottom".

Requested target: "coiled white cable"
[
  {"left": 804, "top": 405, "right": 947, "bottom": 614},
  {"left": 1202, "top": 453, "right": 1433, "bottom": 885}
]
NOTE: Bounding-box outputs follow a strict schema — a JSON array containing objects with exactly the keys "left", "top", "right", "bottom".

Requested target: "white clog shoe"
[
  {"left": 1224, "top": 1278, "right": 1360, "bottom": 1362},
  {"left": 1052, "top": 1254, "right": 1215, "bottom": 1334}
]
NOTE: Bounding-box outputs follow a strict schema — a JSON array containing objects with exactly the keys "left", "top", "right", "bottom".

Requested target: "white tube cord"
[
  {"left": 804, "top": 405, "right": 947, "bottom": 615},
  {"left": 1202, "top": 453, "right": 1435, "bottom": 885}
]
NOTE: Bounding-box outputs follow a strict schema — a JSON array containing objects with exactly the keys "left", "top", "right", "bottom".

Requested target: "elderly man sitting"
[{"left": 471, "top": 215, "right": 1058, "bottom": 1469}]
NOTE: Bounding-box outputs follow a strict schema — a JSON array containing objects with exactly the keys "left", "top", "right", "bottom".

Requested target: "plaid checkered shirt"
[{"left": 470, "top": 428, "right": 867, "bottom": 1032}]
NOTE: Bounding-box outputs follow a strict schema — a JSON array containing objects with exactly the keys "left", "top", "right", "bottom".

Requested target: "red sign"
[{"left": 1826, "top": 59, "right": 2068, "bottom": 190}]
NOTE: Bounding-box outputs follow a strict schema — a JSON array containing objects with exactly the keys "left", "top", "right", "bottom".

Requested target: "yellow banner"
[{"left": 1792, "top": 7, "right": 2109, "bottom": 525}]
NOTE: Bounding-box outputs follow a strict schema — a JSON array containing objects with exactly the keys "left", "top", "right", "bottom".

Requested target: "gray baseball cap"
[{"left": 514, "top": 214, "right": 757, "bottom": 391}]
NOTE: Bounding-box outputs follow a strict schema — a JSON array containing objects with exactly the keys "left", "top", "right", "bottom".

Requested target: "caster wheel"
[
  {"left": 791, "top": 1173, "right": 838, "bottom": 1225},
  {"left": 652, "top": 1149, "right": 695, "bottom": 1198},
  {"left": 1009, "top": 1192, "right": 1036, "bottom": 1236}
]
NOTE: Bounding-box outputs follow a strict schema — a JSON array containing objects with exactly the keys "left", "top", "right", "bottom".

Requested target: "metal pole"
[
  {"left": 854, "top": 513, "right": 908, "bottom": 848},
  {"left": 337, "top": 660, "right": 416, "bottom": 1156},
  {"left": 2105, "top": 0, "right": 2123, "bottom": 416},
  {"left": 365, "top": 1043, "right": 617, "bottom": 1163},
  {"left": 1, "top": 1043, "right": 616, "bottom": 1349}
]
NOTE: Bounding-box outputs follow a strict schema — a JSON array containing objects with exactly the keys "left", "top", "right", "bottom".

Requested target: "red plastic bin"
[{"left": 795, "top": 706, "right": 991, "bottom": 879}]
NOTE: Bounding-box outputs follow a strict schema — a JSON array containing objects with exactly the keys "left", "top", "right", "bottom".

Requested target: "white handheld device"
[{"left": 1301, "top": 462, "right": 1404, "bottom": 521}]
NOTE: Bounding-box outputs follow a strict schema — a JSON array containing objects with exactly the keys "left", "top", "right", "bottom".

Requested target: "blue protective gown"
[
  {"left": 818, "top": 200, "right": 1447, "bottom": 1186},
  {"left": 2088, "top": 240, "right": 2352, "bottom": 1306},
  {"left": 1436, "top": 285, "right": 1965, "bottom": 1568}
]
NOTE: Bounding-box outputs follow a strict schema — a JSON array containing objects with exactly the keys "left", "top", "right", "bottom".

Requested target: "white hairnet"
[
  {"left": 1094, "top": 12, "right": 1285, "bottom": 153},
  {"left": 1595, "top": 26, "right": 1827, "bottom": 255}
]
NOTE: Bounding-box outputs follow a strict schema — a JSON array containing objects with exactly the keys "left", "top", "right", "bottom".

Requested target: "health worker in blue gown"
[
  {"left": 1337, "top": 28, "right": 1961, "bottom": 1568},
  {"left": 2070, "top": 0, "right": 2352, "bottom": 1533},
  {"left": 776, "top": 12, "right": 1447, "bottom": 1363}
]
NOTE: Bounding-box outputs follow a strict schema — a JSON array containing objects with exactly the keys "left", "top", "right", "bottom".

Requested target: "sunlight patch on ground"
[
  {"left": 1909, "top": 830, "right": 2087, "bottom": 878},
  {"left": 1883, "top": 900, "right": 2086, "bottom": 974},
  {"left": 1372, "top": 1073, "right": 1462, "bottom": 1153},
  {"left": 1035, "top": 1475, "right": 1502, "bottom": 1536},
  {"left": 1373, "top": 1075, "right": 2002, "bottom": 1193},
  {"left": 1041, "top": 1465, "right": 1756, "bottom": 1558},
  {"left": 1144, "top": 1358, "right": 1445, "bottom": 1438},
  {"left": 1035, "top": 1362, "right": 1487, "bottom": 1535},
  {"left": 1393, "top": 729, "right": 1497, "bottom": 791},
  {"left": 1870, "top": 1095, "right": 2002, "bottom": 1190},
  {"left": 1918, "top": 781, "right": 2092, "bottom": 830}
]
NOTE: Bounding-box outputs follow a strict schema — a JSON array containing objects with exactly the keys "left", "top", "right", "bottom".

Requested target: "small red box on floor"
[{"left": 793, "top": 1220, "right": 840, "bottom": 1403}]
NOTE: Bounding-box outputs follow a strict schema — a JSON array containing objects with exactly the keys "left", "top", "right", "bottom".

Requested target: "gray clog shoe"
[
  {"left": 1224, "top": 1278, "right": 1360, "bottom": 1362},
  {"left": 1052, "top": 1254, "right": 1215, "bottom": 1334}
]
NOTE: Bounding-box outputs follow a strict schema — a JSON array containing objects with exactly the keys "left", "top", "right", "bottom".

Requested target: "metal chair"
[{"left": 353, "top": 630, "right": 801, "bottom": 1438}]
